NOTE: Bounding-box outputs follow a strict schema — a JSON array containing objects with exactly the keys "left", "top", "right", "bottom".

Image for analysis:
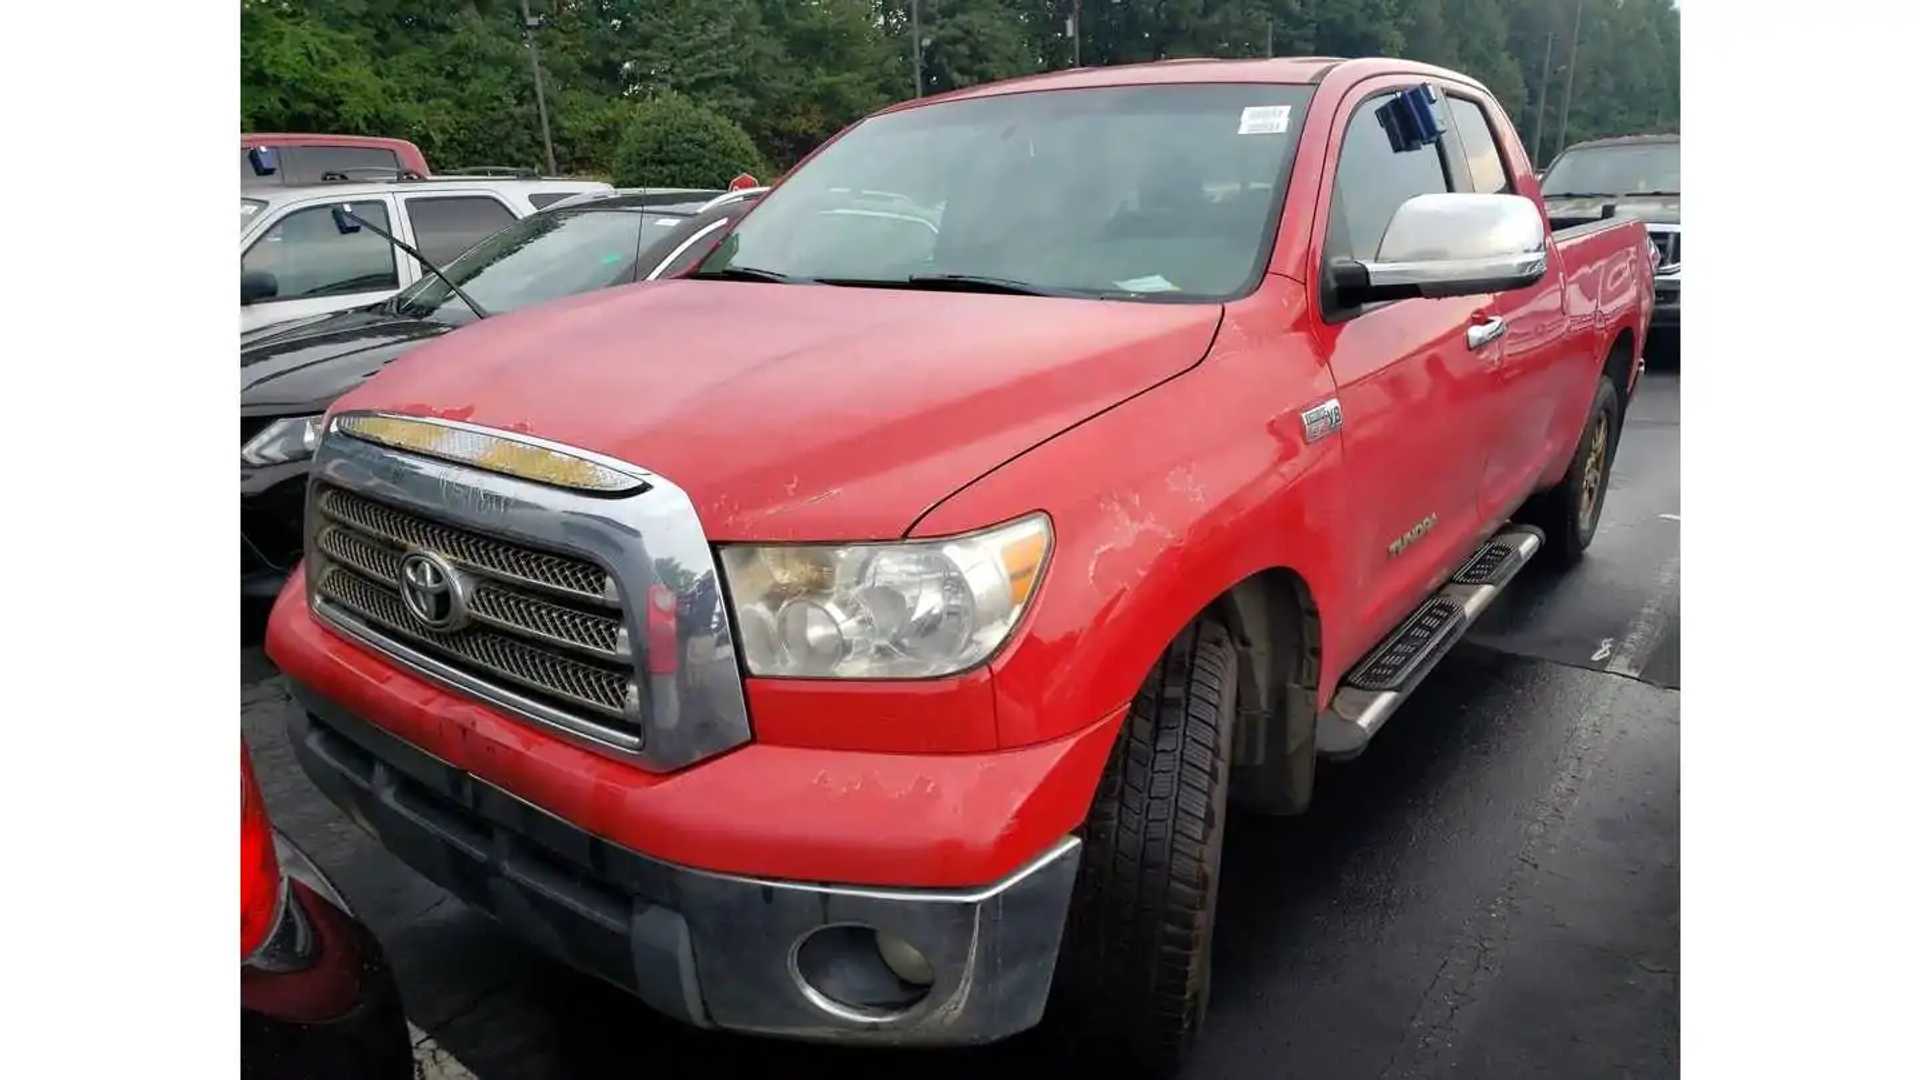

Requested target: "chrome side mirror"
[{"left": 1329, "top": 193, "right": 1547, "bottom": 305}]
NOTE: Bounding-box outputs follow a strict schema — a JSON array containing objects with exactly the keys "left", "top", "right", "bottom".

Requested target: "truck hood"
[
  {"left": 243, "top": 306, "right": 454, "bottom": 416},
  {"left": 330, "top": 280, "right": 1224, "bottom": 540},
  {"left": 1541, "top": 194, "right": 1680, "bottom": 226}
]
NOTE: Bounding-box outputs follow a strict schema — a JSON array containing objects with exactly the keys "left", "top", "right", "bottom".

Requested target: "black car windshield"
[
  {"left": 1541, "top": 142, "right": 1679, "bottom": 197},
  {"left": 394, "top": 208, "right": 685, "bottom": 320},
  {"left": 700, "top": 83, "right": 1316, "bottom": 301}
]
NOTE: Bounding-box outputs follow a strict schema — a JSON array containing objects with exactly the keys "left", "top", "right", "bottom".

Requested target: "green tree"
[{"left": 610, "top": 92, "right": 769, "bottom": 188}]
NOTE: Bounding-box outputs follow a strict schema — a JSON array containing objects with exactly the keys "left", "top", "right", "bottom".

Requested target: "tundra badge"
[
  {"left": 1388, "top": 513, "right": 1438, "bottom": 558},
  {"left": 1301, "top": 398, "right": 1343, "bottom": 444}
]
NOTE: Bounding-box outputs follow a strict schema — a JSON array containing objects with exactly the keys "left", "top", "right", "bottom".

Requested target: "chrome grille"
[
  {"left": 310, "top": 482, "right": 638, "bottom": 733},
  {"left": 315, "top": 564, "right": 632, "bottom": 721},
  {"left": 317, "top": 486, "right": 611, "bottom": 604}
]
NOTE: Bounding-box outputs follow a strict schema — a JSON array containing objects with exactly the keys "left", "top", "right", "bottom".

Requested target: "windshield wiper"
[
  {"left": 330, "top": 205, "right": 488, "bottom": 320},
  {"left": 814, "top": 273, "right": 1084, "bottom": 298},
  {"left": 693, "top": 264, "right": 800, "bottom": 283}
]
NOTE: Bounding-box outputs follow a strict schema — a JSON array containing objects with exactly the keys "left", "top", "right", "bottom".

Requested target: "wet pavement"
[{"left": 242, "top": 368, "right": 1680, "bottom": 1079}]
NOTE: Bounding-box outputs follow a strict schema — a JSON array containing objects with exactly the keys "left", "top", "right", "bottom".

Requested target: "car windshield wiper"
[
  {"left": 1542, "top": 191, "right": 1617, "bottom": 199},
  {"left": 816, "top": 273, "right": 1086, "bottom": 298},
  {"left": 692, "top": 264, "right": 801, "bottom": 284}
]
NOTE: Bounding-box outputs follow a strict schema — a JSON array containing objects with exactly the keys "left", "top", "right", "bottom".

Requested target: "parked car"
[
  {"left": 243, "top": 133, "right": 434, "bottom": 187},
  {"left": 1540, "top": 133, "right": 1679, "bottom": 330},
  {"left": 240, "top": 175, "right": 613, "bottom": 332},
  {"left": 242, "top": 187, "right": 765, "bottom": 610},
  {"left": 266, "top": 58, "right": 1649, "bottom": 1075},
  {"left": 242, "top": 743, "right": 409, "bottom": 1079}
]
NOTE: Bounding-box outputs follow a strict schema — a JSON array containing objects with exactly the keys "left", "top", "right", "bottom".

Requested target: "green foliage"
[
  {"left": 610, "top": 93, "right": 769, "bottom": 189},
  {"left": 242, "top": 0, "right": 1677, "bottom": 175}
]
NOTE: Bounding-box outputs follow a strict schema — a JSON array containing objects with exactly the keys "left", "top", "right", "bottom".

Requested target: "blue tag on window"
[{"left": 1378, "top": 85, "right": 1446, "bottom": 153}]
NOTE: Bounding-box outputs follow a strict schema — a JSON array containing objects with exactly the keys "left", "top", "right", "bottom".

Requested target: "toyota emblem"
[{"left": 399, "top": 550, "right": 468, "bottom": 631}]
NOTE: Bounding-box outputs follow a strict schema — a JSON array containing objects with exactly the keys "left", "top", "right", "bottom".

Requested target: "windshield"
[
  {"left": 702, "top": 83, "right": 1316, "bottom": 301},
  {"left": 394, "top": 208, "right": 677, "bottom": 320},
  {"left": 1541, "top": 142, "right": 1679, "bottom": 197},
  {"left": 242, "top": 198, "right": 266, "bottom": 232}
]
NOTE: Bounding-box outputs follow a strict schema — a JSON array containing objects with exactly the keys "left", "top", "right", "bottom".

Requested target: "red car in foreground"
[
  {"left": 268, "top": 57, "right": 1649, "bottom": 1073},
  {"left": 242, "top": 745, "right": 409, "bottom": 1078}
]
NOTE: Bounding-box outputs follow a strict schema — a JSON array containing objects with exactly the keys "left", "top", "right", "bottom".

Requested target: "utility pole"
[
  {"left": 519, "top": 0, "right": 557, "bottom": 175},
  {"left": 1071, "top": 1, "right": 1082, "bottom": 67},
  {"left": 1266, "top": 17, "right": 1274, "bottom": 59},
  {"left": 1532, "top": 30, "right": 1554, "bottom": 165},
  {"left": 1556, "top": 0, "right": 1585, "bottom": 161},
  {"left": 912, "top": 0, "right": 923, "bottom": 96}
]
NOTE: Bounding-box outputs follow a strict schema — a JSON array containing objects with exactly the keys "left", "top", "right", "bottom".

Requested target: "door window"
[
  {"left": 407, "top": 196, "right": 517, "bottom": 267},
  {"left": 1325, "top": 91, "right": 1455, "bottom": 268},
  {"left": 280, "top": 146, "right": 402, "bottom": 184},
  {"left": 241, "top": 201, "right": 398, "bottom": 302},
  {"left": 1446, "top": 95, "right": 1513, "bottom": 194}
]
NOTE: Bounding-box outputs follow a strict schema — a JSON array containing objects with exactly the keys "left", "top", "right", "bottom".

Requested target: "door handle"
[{"left": 1467, "top": 314, "right": 1507, "bottom": 352}]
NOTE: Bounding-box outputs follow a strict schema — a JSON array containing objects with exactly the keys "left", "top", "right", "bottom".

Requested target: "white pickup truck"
[{"left": 239, "top": 175, "right": 610, "bottom": 332}]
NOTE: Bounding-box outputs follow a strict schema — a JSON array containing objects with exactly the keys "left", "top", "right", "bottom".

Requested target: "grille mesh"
[
  {"left": 317, "top": 486, "right": 610, "bottom": 603},
  {"left": 317, "top": 564, "right": 631, "bottom": 721},
  {"left": 315, "top": 523, "right": 624, "bottom": 659},
  {"left": 470, "top": 584, "right": 625, "bottom": 657}
]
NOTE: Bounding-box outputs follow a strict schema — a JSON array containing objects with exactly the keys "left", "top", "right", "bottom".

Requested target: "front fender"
[{"left": 914, "top": 280, "right": 1355, "bottom": 749}]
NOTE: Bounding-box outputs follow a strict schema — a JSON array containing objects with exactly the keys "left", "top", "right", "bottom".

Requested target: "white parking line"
[
  {"left": 410, "top": 1022, "right": 478, "bottom": 1080},
  {"left": 1605, "top": 552, "right": 1681, "bottom": 680},
  {"left": 1659, "top": 513, "right": 1680, "bottom": 522}
]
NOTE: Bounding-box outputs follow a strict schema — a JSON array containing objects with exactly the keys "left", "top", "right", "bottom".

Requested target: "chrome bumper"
[{"left": 286, "top": 680, "right": 1081, "bottom": 1046}]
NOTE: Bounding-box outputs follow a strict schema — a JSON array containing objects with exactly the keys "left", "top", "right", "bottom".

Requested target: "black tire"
[
  {"left": 1527, "top": 377, "right": 1621, "bottom": 569},
  {"left": 1056, "top": 616, "right": 1237, "bottom": 1076}
]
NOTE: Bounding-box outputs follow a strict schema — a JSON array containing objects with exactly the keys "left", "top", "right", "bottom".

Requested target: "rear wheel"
[
  {"left": 1056, "top": 617, "right": 1236, "bottom": 1076},
  {"left": 1527, "top": 378, "right": 1621, "bottom": 569}
]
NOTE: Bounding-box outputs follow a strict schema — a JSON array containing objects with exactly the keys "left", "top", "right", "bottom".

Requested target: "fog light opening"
[{"left": 793, "top": 925, "right": 934, "bottom": 1021}]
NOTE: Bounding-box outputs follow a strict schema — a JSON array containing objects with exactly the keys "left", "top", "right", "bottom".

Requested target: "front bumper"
[{"left": 287, "top": 684, "right": 1082, "bottom": 1046}]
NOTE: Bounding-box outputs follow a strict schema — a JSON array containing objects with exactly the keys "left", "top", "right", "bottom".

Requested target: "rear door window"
[
  {"left": 1446, "top": 95, "right": 1513, "bottom": 194},
  {"left": 241, "top": 201, "right": 398, "bottom": 301},
  {"left": 406, "top": 196, "right": 518, "bottom": 267}
]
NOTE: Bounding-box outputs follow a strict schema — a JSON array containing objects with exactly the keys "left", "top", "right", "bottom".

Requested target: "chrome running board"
[{"left": 1316, "top": 525, "right": 1544, "bottom": 759}]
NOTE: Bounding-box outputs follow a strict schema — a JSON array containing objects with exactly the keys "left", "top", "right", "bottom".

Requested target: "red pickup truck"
[{"left": 267, "top": 57, "right": 1650, "bottom": 1072}]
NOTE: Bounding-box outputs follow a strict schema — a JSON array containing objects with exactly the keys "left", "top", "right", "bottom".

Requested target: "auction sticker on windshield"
[{"left": 1238, "top": 105, "right": 1291, "bottom": 135}]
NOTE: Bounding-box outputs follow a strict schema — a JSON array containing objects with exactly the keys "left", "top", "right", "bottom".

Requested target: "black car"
[
  {"left": 242, "top": 744, "right": 410, "bottom": 1079},
  {"left": 241, "top": 187, "right": 765, "bottom": 616}
]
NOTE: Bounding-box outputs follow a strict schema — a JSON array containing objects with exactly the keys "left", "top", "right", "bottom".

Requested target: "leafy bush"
[{"left": 611, "top": 94, "right": 769, "bottom": 189}]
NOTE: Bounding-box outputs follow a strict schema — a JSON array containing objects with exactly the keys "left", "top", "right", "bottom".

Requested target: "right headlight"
[{"left": 718, "top": 514, "right": 1051, "bottom": 678}]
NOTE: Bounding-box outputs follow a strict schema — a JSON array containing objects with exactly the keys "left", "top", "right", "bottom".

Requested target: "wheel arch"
[{"left": 1208, "top": 565, "right": 1324, "bottom": 815}]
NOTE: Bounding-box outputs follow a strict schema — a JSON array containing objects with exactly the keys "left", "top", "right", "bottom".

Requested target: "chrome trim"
[
  {"left": 694, "top": 186, "right": 768, "bottom": 214},
  {"left": 334, "top": 412, "right": 651, "bottom": 494},
  {"left": 1360, "top": 192, "right": 1548, "bottom": 299},
  {"left": 305, "top": 419, "right": 752, "bottom": 771},
  {"left": 1466, "top": 314, "right": 1508, "bottom": 351},
  {"left": 646, "top": 218, "right": 730, "bottom": 280},
  {"left": 1317, "top": 526, "right": 1542, "bottom": 757}
]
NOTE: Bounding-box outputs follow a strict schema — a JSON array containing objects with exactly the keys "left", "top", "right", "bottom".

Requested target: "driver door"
[{"left": 1314, "top": 82, "right": 1504, "bottom": 655}]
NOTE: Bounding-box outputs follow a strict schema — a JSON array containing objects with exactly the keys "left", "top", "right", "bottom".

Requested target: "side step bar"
[{"left": 1316, "top": 525, "right": 1544, "bottom": 758}]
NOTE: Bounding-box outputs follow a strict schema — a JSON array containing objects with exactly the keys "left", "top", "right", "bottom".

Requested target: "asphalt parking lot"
[{"left": 241, "top": 362, "right": 1680, "bottom": 1079}]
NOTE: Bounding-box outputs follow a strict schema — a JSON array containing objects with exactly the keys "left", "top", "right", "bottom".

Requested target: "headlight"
[
  {"left": 242, "top": 415, "right": 325, "bottom": 467},
  {"left": 719, "top": 514, "right": 1051, "bottom": 678}
]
